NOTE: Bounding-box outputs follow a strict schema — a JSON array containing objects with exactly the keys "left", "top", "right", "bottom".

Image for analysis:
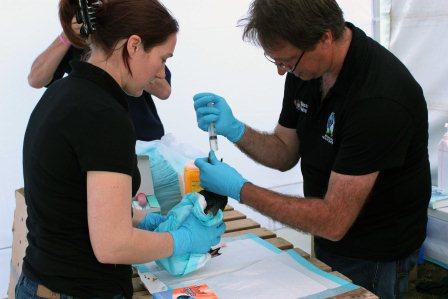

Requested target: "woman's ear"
[{"left": 127, "top": 35, "right": 142, "bottom": 57}]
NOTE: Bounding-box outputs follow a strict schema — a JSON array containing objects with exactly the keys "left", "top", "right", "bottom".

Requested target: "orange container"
[{"left": 184, "top": 164, "right": 203, "bottom": 194}]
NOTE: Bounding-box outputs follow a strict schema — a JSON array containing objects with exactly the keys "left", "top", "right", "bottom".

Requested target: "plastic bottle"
[
  {"left": 183, "top": 164, "right": 203, "bottom": 194},
  {"left": 438, "top": 123, "right": 448, "bottom": 191}
]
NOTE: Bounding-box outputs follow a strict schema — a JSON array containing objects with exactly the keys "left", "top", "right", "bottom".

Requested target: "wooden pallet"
[{"left": 131, "top": 206, "right": 378, "bottom": 299}]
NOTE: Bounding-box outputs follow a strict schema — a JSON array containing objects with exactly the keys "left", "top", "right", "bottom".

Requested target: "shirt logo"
[
  {"left": 294, "top": 99, "right": 308, "bottom": 113},
  {"left": 322, "top": 112, "right": 335, "bottom": 145}
]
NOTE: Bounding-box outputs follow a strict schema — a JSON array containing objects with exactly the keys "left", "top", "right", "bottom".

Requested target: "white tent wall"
[
  {"left": 383, "top": 0, "right": 448, "bottom": 185},
  {"left": 0, "top": 0, "right": 372, "bottom": 296}
]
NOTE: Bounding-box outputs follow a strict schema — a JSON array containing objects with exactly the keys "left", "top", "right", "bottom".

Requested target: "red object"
[
  {"left": 59, "top": 34, "right": 71, "bottom": 47},
  {"left": 135, "top": 193, "right": 147, "bottom": 207}
]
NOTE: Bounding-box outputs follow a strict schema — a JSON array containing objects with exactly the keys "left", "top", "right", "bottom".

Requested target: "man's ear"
[
  {"left": 127, "top": 35, "right": 142, "bottom": 57},
  {"left": 320, "top": 31, "right": 334, "bottom": 49}
]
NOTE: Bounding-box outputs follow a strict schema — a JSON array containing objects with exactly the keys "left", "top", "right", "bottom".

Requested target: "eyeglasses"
[{"left": 264, "top": 50, "right": 306, "bottom": 73}]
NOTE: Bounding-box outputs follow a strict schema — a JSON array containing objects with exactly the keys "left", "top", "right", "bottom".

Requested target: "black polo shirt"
[
  {"left": 49, "top": 46, "right": 169, "bottom": 141},
  {"left": 279, "top": 23, "right": 431, "bottom": 261},
  {"left": 23, "top": 61, "right": 140, "bottom": 298}
]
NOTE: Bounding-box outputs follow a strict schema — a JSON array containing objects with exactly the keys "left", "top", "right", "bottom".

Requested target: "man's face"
[
  {"left": 264, "top": 42, "right": 304, "bottom": 77},
  {"left": 264, "top": 36, "right": 332, "bottom": 81}
]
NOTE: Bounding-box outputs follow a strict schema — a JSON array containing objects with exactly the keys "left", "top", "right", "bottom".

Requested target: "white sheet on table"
[
  {"left": 201, "top": 258, "right": 326, "bottom": 298},
  {"left": 139, "top": 237, "right": 345, "bottom": 297},
  {"left": 144, "top": 238, "right": 279, "bottom": 287}
]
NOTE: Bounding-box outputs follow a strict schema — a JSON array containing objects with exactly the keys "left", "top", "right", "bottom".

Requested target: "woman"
[
  {"left": 28, "top": 18, "right": 171, "bottom": 142},
  {"left": 17, "top": 0, "right": 225, "bottom": 298}
]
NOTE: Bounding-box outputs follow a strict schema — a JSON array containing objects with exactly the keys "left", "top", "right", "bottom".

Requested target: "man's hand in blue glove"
[
  {"left": 193, "top": 92, "right": 246, "bottom": 143},
  {"left": 194, "top": 151, "right": 248, "bottom": 201},
  {"left": 170, "top": 212, "right": 226, "bottom": 256},
  {"left": 137, "top": 213, "right": 167, "bottom": 231}
]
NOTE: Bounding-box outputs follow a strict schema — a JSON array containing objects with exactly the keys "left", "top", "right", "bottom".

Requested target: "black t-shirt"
[
  {"left": 49, "top": 46, "right": 169, "bottom": 141},
  {"left": 22, "top": 61, "right": 141, "bottom": 298},
  {"left": 279, "top": 23, "right": 431, "bottom": 261}
]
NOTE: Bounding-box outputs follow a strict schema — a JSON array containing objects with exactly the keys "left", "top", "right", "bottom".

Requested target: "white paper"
[
  {"left": 139, "top": 237, "right": 349, "bottom": 298},
  {"left": 198, "top": 258, "right": 328, "bottom": 298},
  {"left": 145, "top": 238, "right": 280, "bottom": 288}
]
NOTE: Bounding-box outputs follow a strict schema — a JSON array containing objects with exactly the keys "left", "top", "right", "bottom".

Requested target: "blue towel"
[
  {"left": 136, "top": 141, "right": 186, "bottom": 214},
  {"left": 155, "top": 193, "right": 223, "bottom": 276}
]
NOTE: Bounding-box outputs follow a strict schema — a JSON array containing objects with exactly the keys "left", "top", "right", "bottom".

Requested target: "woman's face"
[{"left": 125, "top": 33, "right": 177, "bottom": 96}]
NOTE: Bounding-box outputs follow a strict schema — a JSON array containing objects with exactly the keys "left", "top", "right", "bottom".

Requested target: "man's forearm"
[
  {"left": 240, "top": 183, "right": 341, "bottom": 241},
  {"left": 28, "top": 35, "right": 70, "bottom": 88},
  {"left": 236, "top": 126, "right": 299, "bottom": 171}
]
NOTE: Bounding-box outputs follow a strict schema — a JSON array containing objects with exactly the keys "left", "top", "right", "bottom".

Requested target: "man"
[{"left": 193, "top": 0, "right": 431, "bottom": 298}]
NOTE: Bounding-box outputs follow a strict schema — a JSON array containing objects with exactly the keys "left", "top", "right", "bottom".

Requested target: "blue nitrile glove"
[
  {"left": 137, "top": 213, "right": 167, "bottom": 231},
  {"left": 194, "top": 151, "right": 248, "bottom": 201},
  {"left": 193, "top": 92, "right": 246, "bottom": 143},
  {"left": 169, "top": 211, "right": 226, "bottom": 256}
]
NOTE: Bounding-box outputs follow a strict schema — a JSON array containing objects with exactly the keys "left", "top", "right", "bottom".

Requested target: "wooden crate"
[{"left": 9, "top": 189, "right": 28, "bottom": 299}]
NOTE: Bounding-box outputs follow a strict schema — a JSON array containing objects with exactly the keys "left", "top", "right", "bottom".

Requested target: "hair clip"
[{"left": 77, "top": 0, "right": 102, "bottom": 37}]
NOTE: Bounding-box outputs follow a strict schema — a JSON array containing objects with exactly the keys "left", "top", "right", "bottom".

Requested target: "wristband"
[{"left": 59, "top": 34, "right": 71, "bottom": 47}]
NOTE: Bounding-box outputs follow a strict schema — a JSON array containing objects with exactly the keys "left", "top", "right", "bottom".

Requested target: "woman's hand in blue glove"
[
  {"left": 137, "top": 213, "right": 167, "bottom": 231},
  {"left": 169, "top": 212, "right": 226, "bottom": 256}
]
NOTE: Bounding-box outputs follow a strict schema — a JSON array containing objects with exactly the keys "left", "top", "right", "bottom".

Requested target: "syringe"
[{"left": 207, "top": 102, "right": 218, "bottom": 151}]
